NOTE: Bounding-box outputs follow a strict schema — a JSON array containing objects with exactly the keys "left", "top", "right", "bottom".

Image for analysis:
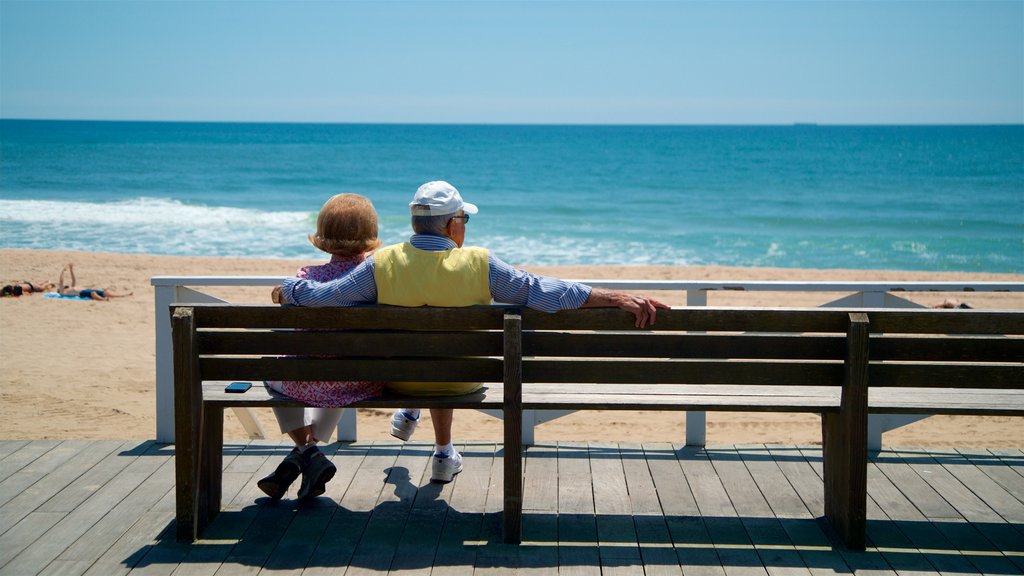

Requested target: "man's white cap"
[{"left": 409, "top": 181, "right": 478, "bottom": 216}]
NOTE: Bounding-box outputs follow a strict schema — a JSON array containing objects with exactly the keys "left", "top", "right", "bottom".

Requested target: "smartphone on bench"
[{"left": 225, "top": 381, "right": 252, "bottom": 393}]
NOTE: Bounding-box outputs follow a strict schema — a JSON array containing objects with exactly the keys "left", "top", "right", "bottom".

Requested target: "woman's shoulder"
[{"left": 297, "top": 254, "right": 367, "bottom": 281}]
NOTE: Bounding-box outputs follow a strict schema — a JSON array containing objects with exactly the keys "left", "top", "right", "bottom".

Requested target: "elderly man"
[{"left": 276, "top": 181, "right": 668, "bottom": 483}]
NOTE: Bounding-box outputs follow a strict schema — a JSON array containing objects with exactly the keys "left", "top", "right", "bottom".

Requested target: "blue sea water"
[{"left": 1, "top": 119, "right": 1021, "bottom": 272}]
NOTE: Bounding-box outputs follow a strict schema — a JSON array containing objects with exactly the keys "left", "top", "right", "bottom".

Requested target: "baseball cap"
[{"left": 409, "top": 181, "right": 479, "bottom": 216}]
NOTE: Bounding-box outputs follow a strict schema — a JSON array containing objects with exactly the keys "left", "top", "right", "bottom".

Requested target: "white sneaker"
[
  {"left": 431, "top": 449, "right": 463, "bottom": 483},
  {"left": 390, "top": 410, "right": 419, "bottom": 441}
]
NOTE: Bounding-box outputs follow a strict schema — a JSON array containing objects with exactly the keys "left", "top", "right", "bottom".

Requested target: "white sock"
[
  {"left": 298, "top": 441, "right": 317, "bottom": 454},
  {"left": 403, "top": 409, "right": 421, "bottom": 420},
  {"left": 434, "top": 442, "right": 454, "bottom": 456}
]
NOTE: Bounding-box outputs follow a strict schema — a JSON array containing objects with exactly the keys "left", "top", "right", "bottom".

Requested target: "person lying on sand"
[
  {"left": 1, "top": 278, "right": 56, "bottom": 297},
  {"left": 56, "top": 263, "right": 133, "bottom": 301}
]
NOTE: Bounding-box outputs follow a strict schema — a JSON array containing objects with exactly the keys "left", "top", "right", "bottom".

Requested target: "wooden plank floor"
[{"left": 0, "top": 440, "right": 1021, "bottom": 575}]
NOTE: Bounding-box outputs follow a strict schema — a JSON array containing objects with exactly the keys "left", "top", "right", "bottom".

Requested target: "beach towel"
[{"left": 43, "top": 293, "right": 92, "bottom": 301}]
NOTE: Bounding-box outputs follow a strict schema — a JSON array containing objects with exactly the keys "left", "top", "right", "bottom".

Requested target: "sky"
[{"left": 1, "top": 1, "right": 1022, "bottom": 125}]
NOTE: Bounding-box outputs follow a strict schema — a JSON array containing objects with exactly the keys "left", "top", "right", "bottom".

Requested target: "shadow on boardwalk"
[{"left": 0, "top": 440, "right": 1021, "bottom": 575}]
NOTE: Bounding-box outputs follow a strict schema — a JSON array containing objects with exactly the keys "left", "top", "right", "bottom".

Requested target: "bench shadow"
[{"left": 129, "top": 510, "right": 1023, "bottom": 573}]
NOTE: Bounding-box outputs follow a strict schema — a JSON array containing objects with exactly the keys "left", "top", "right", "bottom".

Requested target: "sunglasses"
[{"left": 450, "top": 214, "right": 470, "bottom": 223}]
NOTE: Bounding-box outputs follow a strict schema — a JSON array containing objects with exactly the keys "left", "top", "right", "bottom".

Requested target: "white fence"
[{"left": 152, "top": 276, "right": 1022, "bottom": 449}]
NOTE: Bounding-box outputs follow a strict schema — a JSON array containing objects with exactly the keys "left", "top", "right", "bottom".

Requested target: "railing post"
[
  {"left": 685, "top": 288, "right": 708, "bottom": 447},
  {"left": 336, "top": 408, "right": 358, "bottom": 442},
  {"left": 155, "top": 284, "right": 178, "bottom": 443}
]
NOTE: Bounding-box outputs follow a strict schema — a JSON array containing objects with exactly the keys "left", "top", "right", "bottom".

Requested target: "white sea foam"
[{"left": 0, "top": 197, "right": 320, "bottom": 259}]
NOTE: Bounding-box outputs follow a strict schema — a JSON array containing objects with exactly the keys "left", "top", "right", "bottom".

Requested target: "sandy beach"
[{"left": 1, "top": 248, "right": 1021, "bottom": 447}]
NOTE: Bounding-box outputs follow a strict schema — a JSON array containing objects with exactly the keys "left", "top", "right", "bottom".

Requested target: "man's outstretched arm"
[
  {"left": 272, "top": 259, "right": 378, "bottom": 306},
  {"left": 581, "top": 288, "right": 670, "bottom": 328}
]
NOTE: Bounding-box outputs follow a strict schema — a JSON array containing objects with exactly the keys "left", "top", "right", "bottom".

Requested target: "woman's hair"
[
  {"left": 308, "top": 193, "right": 382, "bottom": 257},
  {"left": 411, "top": 213, "right": 453, "bottom": 237},
  {"left": 1, "top": 285, "right": 23, "bottom": 297}
]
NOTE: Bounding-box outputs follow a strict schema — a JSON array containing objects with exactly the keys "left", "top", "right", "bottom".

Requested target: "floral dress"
[{"left": 267, "top": 254, "right": 384, "bottom": 407}]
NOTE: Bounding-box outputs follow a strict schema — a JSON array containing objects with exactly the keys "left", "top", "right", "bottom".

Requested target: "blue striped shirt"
[{"left": 281, "top": 234, "right": 593, "bottom": 313}]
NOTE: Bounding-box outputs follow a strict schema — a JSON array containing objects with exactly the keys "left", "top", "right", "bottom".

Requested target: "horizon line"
[{"left": 2, "top": 117, "right": 1023, "bottom": 128}]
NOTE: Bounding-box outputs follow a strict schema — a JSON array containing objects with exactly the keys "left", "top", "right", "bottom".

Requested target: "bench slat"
[
  {"left": 868, "top": 363, "right": 1023, "bottom": 389},
  {"left": 871, "top": 335, "right": 1024, "bottom": 362},
  {"left": 522, "top": 359, "right": 843, "bottom": 385},
  {"left": 197, "top": 357, "right": 504, "bottom": 382},
  {"left": 197, "top": 330, "right": 504, "bottom": 357},
  {"left": 869, "top": 387, "right": 1024, "bottom": 415},
  {"left": 185, "top": 305, "right": 508, "bottom": 330},
  {"left": 867, "top": 309, "right": 1024, "bottom": 335},
  {"left": 524, "top": 332, "right": 845, "bottom": 359},
  {"left": 201, "top": 382, "right": 503, "bottom": 408},
  {"left": 521, "top": 308, "right": 852, "bottom": 332}
]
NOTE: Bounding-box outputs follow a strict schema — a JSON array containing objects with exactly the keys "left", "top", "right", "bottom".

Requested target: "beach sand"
[{"left": 1, "top": 248, "right": 1021, "bottom": 447}]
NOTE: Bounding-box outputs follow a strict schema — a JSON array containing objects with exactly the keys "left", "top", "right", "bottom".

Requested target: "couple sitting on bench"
[{"left": 260, "top": 180, "right": 667, "bottom": 501}]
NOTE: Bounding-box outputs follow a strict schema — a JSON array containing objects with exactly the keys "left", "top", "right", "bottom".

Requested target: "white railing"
[{"left": 152, "top": 276, "right": 1022, "bottom": 449}]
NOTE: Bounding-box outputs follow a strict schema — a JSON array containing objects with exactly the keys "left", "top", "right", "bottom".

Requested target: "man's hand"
[
  {"left": 582, "top": 288, "right": 671, "bottom": 328},
  {"left": 271, "top": 285, "right": 284, "bottom": 304}
]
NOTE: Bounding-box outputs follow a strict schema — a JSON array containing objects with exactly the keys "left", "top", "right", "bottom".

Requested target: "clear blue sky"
[{"left": 2, "top": 1, "right": 1021, "bottom": 124}]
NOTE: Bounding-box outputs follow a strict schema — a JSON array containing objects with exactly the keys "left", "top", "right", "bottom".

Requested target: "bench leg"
[
  {"left": 503, "top": 407, "right": 523, "bottom": 544},
  {"left": 197, "top": 405, "right": 224, "bottom": 532},
  {"left": 822, "top": 413, "right": 867, "bottom": 549}
]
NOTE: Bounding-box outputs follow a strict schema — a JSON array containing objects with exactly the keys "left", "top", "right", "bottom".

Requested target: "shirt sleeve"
[
  {"left": 281, "top": 257, "right": 378, "bottom": 306},
  {"left": 488, "top": 254, "right": 592, "bottom": 312}
]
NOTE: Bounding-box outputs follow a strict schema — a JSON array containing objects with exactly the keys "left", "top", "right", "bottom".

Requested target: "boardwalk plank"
[
  {"left": 618, "top": 443, "right": 680, "bottom": 576},
  {"left": 0, "top": 441, "right": 32, "bottom": 463},
  {"left": 590, "top": 442, "right": 640, "bottom": 566},
  {"left": 1, "top": 442, "right": 169, "bottom": 576},
  {"left": 474, "top": 442, "right": 517, "bottom": 576},
  {"left": 519, "top": 443, "right": 558, "bottom": 576},
  {"left": 0, "top": 441, "right": 92, "bottom": 509},
  {"left": 642, "top": 443, "right": 722, "bottom": 576},
  {"left": 2, "top": 441, "right": 1022, "bottom": 576},
  {"left": 677, "top": 445, "right": 767, "bottom": 576},
  {"left": 344, "top": 442, "right": 432, "bottom": 575},
  {"left": 167, "top": 439, "right": 290, "bottom": 576},
  {"left": 431, "top": 442, "right": 495, "bottom": 576},
  {"left": 0, "top": 440, "right": 62, "bottom": 484},
  {"left": 301, "top": 440, "right": 398, "bottom": 576},
  {"left": 0, "top": 440, "right": 124, "bottom": 538},
  {"left": 956, "top": 448, "right": 1024, "bottom": 505},
  {"left": 719, "top": 445, "right": 810, "bottom": 576},
  {"left": 760, "top": 446, "right": 854, "bottom": 576},
  {"left": 870, "top": 449, "right": 981, "bottom": 575},
  {"left": 557, "top": 441, "right": 598, "bottom": 576},
  {"left": 892, "top": 448, "right": 1024, "bottom": 575}
]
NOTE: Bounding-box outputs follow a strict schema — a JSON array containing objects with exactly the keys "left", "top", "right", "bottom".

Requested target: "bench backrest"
[
  {"left": 865, "top": 309, "right": 1023, "bottom": 386},
  {"left": 171, "top": 305, "right": 511, "bottom": 385},
  {"left": 171, "top": 305, "right": 1023, "bottom": 394}
]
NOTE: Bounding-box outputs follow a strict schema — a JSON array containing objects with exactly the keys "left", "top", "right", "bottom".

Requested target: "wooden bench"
[{"left": 171, "top": 304, "right": 1024, "bottom": 550}]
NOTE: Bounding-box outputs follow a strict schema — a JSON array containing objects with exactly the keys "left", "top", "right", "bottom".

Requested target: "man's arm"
[
  {"left": 273, "top": 258, "right": 379, "bottom": 306},
  {"left": 580, "top": 287, "right": 669, "bottom": 328},
  {"left": 487, "top": 255, "right": 668, "bottom": 328}
]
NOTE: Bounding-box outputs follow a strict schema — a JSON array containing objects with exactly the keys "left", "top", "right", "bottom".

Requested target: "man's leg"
[
  {"left": 429, "top": 408, "right": 453, "bottom": 446},
  {"left": 429, "top": 408, "right": 462, "bottom": 483}
]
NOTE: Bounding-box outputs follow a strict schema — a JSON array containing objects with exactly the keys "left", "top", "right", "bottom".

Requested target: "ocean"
[{"left": 1, "top": 120, "right": 1021, "bottom": 272}]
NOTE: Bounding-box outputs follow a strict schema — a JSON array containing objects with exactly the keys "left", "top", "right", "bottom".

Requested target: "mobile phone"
[{"left": 225, "top": 381, "right": 252, "bottom": 393}]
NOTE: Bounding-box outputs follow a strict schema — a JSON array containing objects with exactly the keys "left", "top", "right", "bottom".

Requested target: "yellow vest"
[{"left": 373, "top": 242, "right": 491, "bottom": 395}]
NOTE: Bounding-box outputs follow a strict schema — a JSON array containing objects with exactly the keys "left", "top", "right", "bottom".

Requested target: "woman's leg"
[
  {"left": 309, "top": 408, "right": 344, "bottom": 443},
  {"left": 272, "top": 406, "right": 314, "bottom": 446}
]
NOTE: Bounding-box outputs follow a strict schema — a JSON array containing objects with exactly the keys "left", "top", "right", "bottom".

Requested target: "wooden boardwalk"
[{"left": 0, "top": 440, "right": 1022, "bottom": 575}]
